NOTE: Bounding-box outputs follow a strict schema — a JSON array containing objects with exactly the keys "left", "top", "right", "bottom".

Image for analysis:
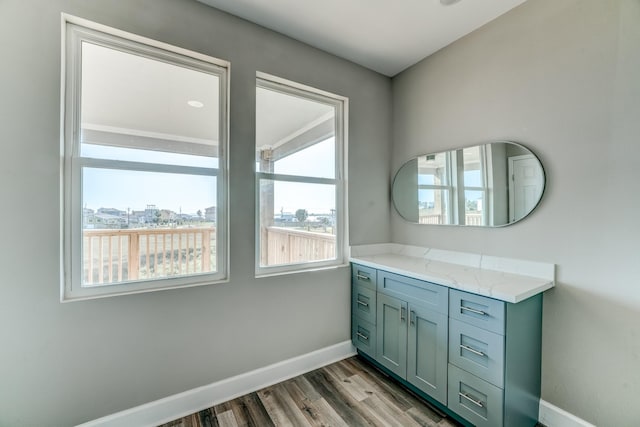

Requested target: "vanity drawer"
[
  {"left": 351, "top": 316, "right": 376, "bottom": 357},
  {"left": 449, "top": 318, "right": 504, "bottom": 387},
  {"left": 377, "top": 270, "right": 448, "bottom": 314},
  {"left": 352, "top": 283, "right": 376, "bottom": 325},
  {"left": 449, "top": 289, "right": 505, "bottom": 334},
  {"left": 448, "top": 364, "right": 504, "bottom": 427},
  {"left": 352, "top": 264, "right": 377, "bottom": 290}
]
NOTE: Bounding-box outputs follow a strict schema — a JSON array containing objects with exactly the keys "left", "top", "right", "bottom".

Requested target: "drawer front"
[
  {"left": 449, "top": 289, "right": 505, "bottom": 334},
  {"left": 448, "top": 364, "right": 504, "bottom": 427},
  {"left": 449, "top": 318, "right": 505, "bottom": 388},
  {"left": 352, "top": 283, "right": 376, "bottom": 325},
  {"left": 351, "top": 264, "right": 377, "bottom": 290},
  {"left": 351, "top": 317, "right": 376, "bottom": 357},
  {"left": 378, "top": 270, "right": 448, "bottom": 314}
]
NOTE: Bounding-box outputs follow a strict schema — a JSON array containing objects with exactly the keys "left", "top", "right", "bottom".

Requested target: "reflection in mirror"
[{"left": 392, "top": 142, "right": 545, "bottom": 227}]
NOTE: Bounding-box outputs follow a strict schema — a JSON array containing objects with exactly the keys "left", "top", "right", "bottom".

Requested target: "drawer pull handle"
[
  {"left": 356, "top": 332, "right": 369, "bottom": 341},
  {"left": 461, "top": 306, "right": 487, "bottom": 316},
  {"left": 459, "top": 392, "right": 484, "bottom": 408},
  {"left": 401, "top": 306, "right": 406, "bottom": 323},
  {"left": 356, "top": 273, "right": 370, "bottom": 281},
  {"left": 460, "top": 344, "right": 486, "bottom": 357},
  {"left": 357, "top": 300, "right": 369, "bottom": 307},
  {"left": 410, "top": 310, "right": 416, "bottom": 326}
]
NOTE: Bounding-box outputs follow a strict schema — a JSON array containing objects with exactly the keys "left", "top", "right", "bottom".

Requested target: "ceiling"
[{"left": 196, "top": 0, "right": 528, "bottom": 76}]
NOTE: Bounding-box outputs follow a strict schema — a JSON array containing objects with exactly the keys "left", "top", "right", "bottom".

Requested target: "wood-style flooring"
[{"left": 159, "top": 356, "right": 461, "bottom": 427}]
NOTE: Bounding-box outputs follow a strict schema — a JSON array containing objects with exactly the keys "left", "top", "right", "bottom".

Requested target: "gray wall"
[
  {"left": 0, "top": 0, "right": 391, "bottom": 425},
  {"left": 392, "top": 0, "right": 640, "bottom": 425}
]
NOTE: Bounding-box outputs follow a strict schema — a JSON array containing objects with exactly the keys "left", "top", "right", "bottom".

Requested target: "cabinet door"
[
  {"left": 376, "top": 293, "right": 407, "bottom": 378},
  {"left": 407, "top": 303, "right": 448, "bottom": 405}
]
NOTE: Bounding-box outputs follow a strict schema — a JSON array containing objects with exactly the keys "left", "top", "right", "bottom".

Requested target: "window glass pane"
[
  {"left": 80, "top": 41, "right": 220, "bottom": 160},
  {"left": 258, "top": 179, "right": 336, "bottom": 267},
  {"left": 256, "top": 86, "right": 335, "bottom": 179},
  {"left": 464, "top": 190, "right": 485, "bottom": 226},
  {"left": 273, "top": 138, "right": 335, "bottom": 178},
  {"left": 418, "top": 189, "right": 451, "bottom": 225},
  {"left": 417, "top": 152, "right": 449, "bottom": 186},
  {"left": 462, "top": 146, "right": 483, "bottom": 187},
  {"left": 82, "top": 167, "right": 217, "bottom": 286}
]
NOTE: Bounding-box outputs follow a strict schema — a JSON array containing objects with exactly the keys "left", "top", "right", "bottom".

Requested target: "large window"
[
  {"left": 255, "top": 74, "right": 347, "bottom": 275},
  {"left": 62, "top": 18, "right": 228, "bottom": 300}
]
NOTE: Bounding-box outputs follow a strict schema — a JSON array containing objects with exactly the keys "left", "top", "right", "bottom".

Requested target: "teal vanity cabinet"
[{"left": 351, "top": 262, "right": 545, "bottom": 427}]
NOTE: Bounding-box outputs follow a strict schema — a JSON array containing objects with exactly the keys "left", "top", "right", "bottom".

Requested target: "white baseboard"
[
  {"left": 539, "top": 399, "right": 596, "bottom": 427},
  {"left": 77, "top": 340, "right": 356, "bottom": 427}
]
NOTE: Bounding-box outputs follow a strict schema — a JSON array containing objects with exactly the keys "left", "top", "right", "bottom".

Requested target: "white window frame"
[
  {"left": 60, "top": 15, "right": 229, "bottom": 301},
  {"left": 255, "top": 72, "right": 348, "bottom": 277}
]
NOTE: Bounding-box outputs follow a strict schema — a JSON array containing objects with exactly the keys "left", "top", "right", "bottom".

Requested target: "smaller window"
[
  {"left": 62, "top": 17, "right": 229, "bottom": 301},
  {"left": 255, "top": 74, "right": 348, "bottom": 276},
  {"left": 417, "top": 153, "right": 453, "bottom": 225}
]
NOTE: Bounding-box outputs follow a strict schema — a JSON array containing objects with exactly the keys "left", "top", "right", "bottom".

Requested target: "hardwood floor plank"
[
  {"left": 313, "top": 397, "right": 350, "bottom": 427},
  {"left": 289, "top": 375, "right": 322, "bottom": 402},
  {"left": 323, "top": 363, "right": 371, "bottom": 402},
  {"left": 405, "top": 407, "right": 452, "bottom": 427},
  {"left": 214, "top": 398, "right": 250, "bottom": 426},
  {"left": 197, "top": 408, "right": 219, "bottom": 427},
  {"left": 281, "top": 376, "right": 331, "bottom": 427},
  {"left": 215, "top": 410, "right": 239, "bottom": 427},
  {"left": 363, "top": 393, "right": 425, "bottom": 427},
  {"left": 341, "top": 358, "right": 416, "bottom": 412},
  {"left": 257, "top": 383, "right": 311, "bottom": 427},
  {"left": 238, "top": 393, "right": 275, "bottom": 427},
  {"left": 305, "top": 368, "right": 378, "bottom": 426}
]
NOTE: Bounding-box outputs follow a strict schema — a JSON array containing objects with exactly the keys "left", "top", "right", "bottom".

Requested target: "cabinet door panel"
[
  {"left": 448, "top": 364, "right": 504, "bottom": 427},
  {"left": 450, "top": 289, "right": 505, "bottom": 334},
  {"left": 352, "top": 316, "right": 376, "bottom": 357},
  {"left": 376, "top": 293, "right": 407, "bottom": 378},
  {"left": 449, "top": 318, "right": 505, "bottom": 388},
  {"left": 352, "top": 264, "right": 377, "bottom": 290},
  {"left": 352, "top": 283, "right": 376, "bottom": 325},
  {"left": 407, "top": 303, "right": 448, "bottom": 405}
]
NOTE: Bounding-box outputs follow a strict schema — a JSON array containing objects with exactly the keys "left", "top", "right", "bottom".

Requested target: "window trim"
[
  {"left": 60, "top": 15, "right": 230, "bottom": 301},
  {"left": 254, "top": 73, "right": 349, "bottom": 277}
]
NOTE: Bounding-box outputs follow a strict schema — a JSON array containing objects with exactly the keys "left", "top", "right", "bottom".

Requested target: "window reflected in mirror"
[{"left": 392, "top": 142, "right": 545, "bottom": 227}]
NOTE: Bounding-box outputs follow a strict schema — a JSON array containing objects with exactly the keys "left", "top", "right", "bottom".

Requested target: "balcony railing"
[
  {"left": 83, "top": 227, "right": 215, "bottom": 285},
  {"left": 419, "top": 213, "right": 484, "bottom": 225},
  {"left": 264, "top": 227, "right": 336, "bottom": 266}
]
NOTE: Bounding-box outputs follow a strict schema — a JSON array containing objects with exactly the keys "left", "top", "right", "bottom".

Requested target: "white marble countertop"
[{"left": 350, "top": 244, "right": 555, "bottom": 303}]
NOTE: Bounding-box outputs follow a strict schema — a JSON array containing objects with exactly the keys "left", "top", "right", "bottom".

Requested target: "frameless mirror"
[{"left": 392, "top": 141, "right": 545, "bottom": 227}]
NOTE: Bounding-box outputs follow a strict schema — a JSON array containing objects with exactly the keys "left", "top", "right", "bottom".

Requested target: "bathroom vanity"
[{"left": 350, "top": 244, "right": 554, "bottom": 427}]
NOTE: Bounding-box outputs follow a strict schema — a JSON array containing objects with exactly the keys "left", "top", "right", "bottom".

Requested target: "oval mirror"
[{"left": 392, "top": 141, "right": 545, "bottom": 226}]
